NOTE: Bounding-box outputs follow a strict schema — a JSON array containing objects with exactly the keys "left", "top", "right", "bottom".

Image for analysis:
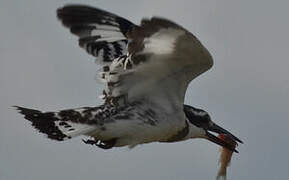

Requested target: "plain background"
[{"left": 1, "top": 0, "right": 289, "bottom": 179}]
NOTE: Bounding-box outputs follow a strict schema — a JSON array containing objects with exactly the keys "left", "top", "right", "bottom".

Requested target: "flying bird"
[{"left": 16, "top": 4, "right": 242, "bottom": 165}]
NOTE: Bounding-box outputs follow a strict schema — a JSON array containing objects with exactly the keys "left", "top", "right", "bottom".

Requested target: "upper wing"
[
  {"left": 57, "top": 5, "right": 135, "bottom": 63},
  {"left": 58, "top": 5, "right": 213, "bottom": 110},
  {"left": 100, "top": 17, "right": 213, "bottom": 109}
]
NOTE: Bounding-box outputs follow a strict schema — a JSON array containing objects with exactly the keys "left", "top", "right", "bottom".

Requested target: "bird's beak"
[
  {"left": 206, "top": 122, "right": 243, "bottom": 153},
  {"left": 209, "top": 122, "right": 243, "bottom": 143},
  {"left": 206, "top": 132, "right": 238, "bottom": 153}
]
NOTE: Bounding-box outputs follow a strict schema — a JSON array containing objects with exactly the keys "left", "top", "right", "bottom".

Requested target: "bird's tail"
[{"left": 15, "top": 105, "right": 115, "bottom": 141}]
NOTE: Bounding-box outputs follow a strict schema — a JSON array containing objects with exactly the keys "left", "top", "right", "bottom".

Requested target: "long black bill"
[
  {"left": 206, "top": 132, "right": 238, "bottom": 153},
  {"left": 209, "top": 122, "right": 243, "bottom": 144}
]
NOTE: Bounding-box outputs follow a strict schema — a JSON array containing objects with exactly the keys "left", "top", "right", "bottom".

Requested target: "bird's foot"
[
  {"left": 82, "top": 139, "right": 97, "bottom": 145},
  {"left": 82, "top": 138, "right": 117, "bottom": 149}
]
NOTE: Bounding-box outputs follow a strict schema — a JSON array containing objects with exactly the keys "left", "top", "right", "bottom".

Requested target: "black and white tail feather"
[
  {"left": 15, "top": 103, "right": 139, "bottom": 149},
  {"left": 14, "top": 105, "right": 112, "bottom": 141}
]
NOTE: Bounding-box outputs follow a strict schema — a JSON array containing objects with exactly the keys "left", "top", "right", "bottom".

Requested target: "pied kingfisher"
[{"left": 15, "top": 4, "right": 242, "bottom": 176}]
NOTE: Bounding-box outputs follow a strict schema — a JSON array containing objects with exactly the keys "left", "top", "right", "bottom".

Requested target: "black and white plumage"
[
  {"left": 57, "top": 5, "right": 132, "bottom": 63},
  {"left": 16, "top": 5, "right": 242, "bottom": 154}
]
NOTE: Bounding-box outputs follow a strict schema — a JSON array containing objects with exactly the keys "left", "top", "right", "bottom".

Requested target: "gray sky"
[{"left": 1, "top": 0, "right": 289, "bottom": 179}]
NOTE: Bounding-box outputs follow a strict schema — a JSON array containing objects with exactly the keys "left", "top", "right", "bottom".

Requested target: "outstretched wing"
[
  {"left": 58, "top": 5, "right": 213, "bottom": 110},
  {"left": 100, "top": 18, "right": 214, "bottom": 109},
  {"left": 57, "top": 5, "right": 135, "bottom": 63}
]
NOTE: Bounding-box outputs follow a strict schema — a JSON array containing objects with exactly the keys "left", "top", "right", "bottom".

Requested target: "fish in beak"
[
  {"left": 183, "top": 104, "right": 242, "bottom": 179},
  {"left": 206, "top": 122, "right": 243, "bottom": 153}
]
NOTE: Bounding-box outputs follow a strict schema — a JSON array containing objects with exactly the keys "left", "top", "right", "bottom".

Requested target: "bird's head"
[{"left": 183, "top": 104, "right": 243, "bottom": 153}]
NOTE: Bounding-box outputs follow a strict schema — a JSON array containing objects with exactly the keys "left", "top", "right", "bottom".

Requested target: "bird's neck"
[{"left": 185, "top": 121, "right": 206, "bottom": 140}]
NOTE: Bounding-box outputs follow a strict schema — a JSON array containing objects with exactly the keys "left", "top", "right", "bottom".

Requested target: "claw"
[{"left": 82, "top": 139, "right": 97, "bottom": 145}]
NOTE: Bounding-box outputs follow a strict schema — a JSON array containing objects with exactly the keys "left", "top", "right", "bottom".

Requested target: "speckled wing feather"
[
  {"left": 15, "top": 101, "right": 160, "bottom": 148},
  {"left": 15, "top": 105, "right": 117, "bottom": 141},
  {"left": 57, "top": 5, "right": 135, "bottom": 63}
]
